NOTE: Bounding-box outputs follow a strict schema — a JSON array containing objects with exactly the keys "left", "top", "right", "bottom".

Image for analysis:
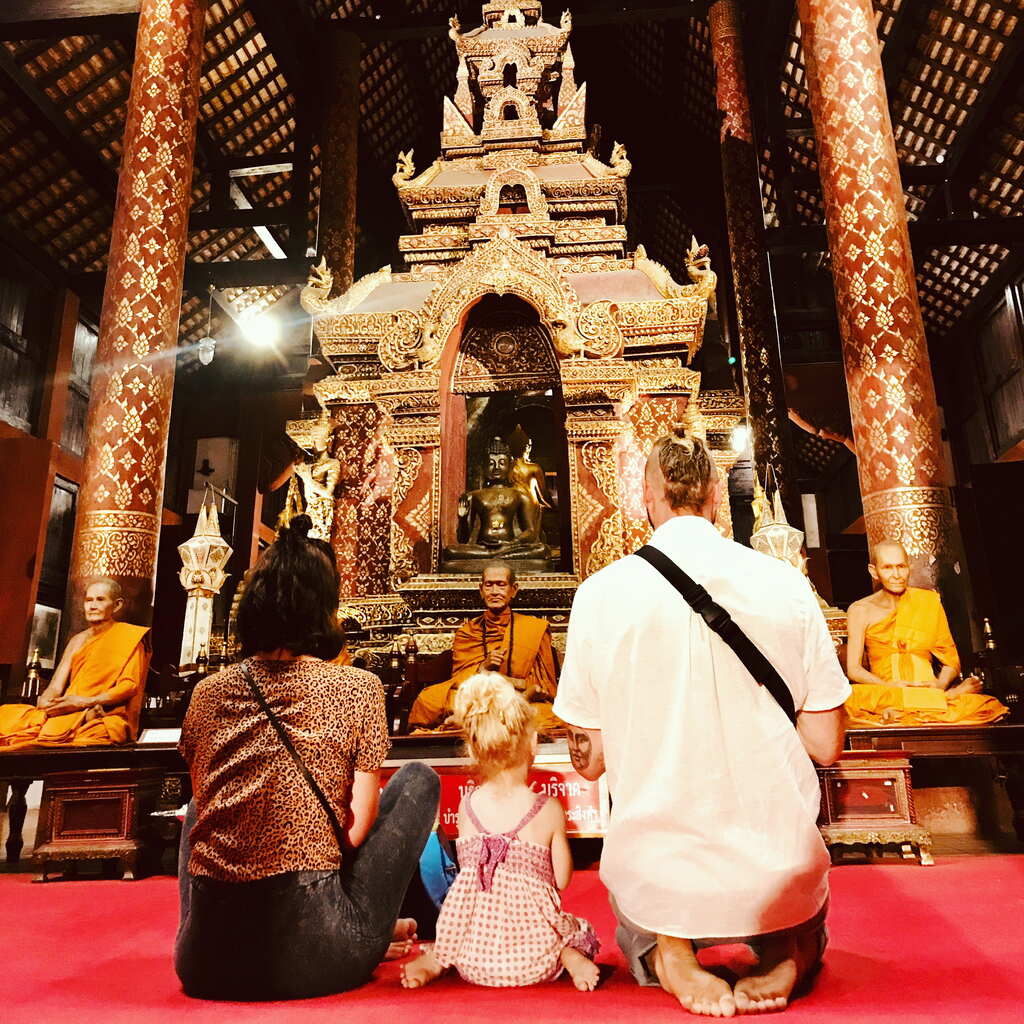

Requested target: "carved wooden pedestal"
[
  {"left": 32, "top": 769, "right": 161, "bottom": 881},
  {"left": 817, "top": 752, "right": 933, "bottom": 865}
]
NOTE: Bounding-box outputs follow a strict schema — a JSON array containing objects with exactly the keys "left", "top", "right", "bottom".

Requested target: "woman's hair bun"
[{"left": 282, "top": 513, "right": 313, "bottom": 542}]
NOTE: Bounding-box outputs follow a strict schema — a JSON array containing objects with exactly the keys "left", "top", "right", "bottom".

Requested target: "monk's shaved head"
[
  {"left": 481, "top": 560, "right": 516, "bottom": 585},
  {"left": 869, "top": 540, "right": 908, "bottom": 567},
  {"left": 85, "top": 576, "right": 123, "bottom": 601}
]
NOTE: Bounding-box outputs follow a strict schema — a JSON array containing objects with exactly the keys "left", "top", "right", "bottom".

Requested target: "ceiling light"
[
  {"left": 730, "top": 422, "right": 751, "bottom": 455},
  {"left": 243, "top": 312, "right": 281, "bottom": 348}
]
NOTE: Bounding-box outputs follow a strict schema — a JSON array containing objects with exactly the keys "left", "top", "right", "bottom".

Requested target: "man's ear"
[{"left": 867, "top": 564, "right": 879, "bottom": 584}]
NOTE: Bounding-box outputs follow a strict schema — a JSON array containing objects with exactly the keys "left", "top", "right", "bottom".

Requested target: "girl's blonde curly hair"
[{"left": 453, "top": 672, "right": 535, "bottom": 777}]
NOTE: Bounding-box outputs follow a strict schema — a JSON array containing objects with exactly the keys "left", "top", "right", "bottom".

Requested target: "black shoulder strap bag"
[
  {"left": 239, "top": 660, "right": 347, "bottom": 851},
  {"left": 634, "top": 545, "right": 798, "bottom": 725}
]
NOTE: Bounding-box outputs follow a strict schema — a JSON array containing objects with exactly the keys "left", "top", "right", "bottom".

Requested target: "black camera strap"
[
  {"left": 240, "top": 660, "right": 347, "bottom": 852},
  {"left": 634, "top": 545, "right": 798, "bottom": 725}
]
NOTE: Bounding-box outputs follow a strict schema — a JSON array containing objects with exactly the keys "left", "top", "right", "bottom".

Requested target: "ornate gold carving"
[
  {"left": 391, "top": 446, "right": 424, "bottom": 585},
  {"left": 338, "top": 594, "right": 411, "bottom": 628},
  {"left": 453, "top": 316, "right": 560, "bottom": 393},
  {"left": 576, "top": 300, "right": 624, "bottom": 358},
  {"left": 861, "top": 486, "right": 954, "bottom": 559},
  {"left": 76, "top": 510, "right": 159, "bottom": 579}
]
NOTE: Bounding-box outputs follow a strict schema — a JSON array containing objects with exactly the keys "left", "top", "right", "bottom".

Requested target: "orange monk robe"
[
  {"left": 409, "top": 609, "right": 561, "bottom": 731},
  {"left": 846, "top": 587, "right": 1008, "bottom": 727},
  {"left": 0, "top": 623, "right": 151, "bottom": 749}
]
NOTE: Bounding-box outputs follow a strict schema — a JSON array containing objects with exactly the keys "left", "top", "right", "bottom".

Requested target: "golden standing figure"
[{"left": 294, "top": 414, "right": 341, "bottom": 543}]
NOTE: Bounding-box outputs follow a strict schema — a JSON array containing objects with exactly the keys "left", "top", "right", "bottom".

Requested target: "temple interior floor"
[{"left": 1, "top": 853, "right": 1021, "bottom": 1022}]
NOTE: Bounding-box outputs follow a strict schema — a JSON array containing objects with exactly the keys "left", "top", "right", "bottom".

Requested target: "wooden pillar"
[
  {"left": 37, "top": 289, "right": 79, "bottom": 445},
  {"left": 67, "top": 0, "right": 207, "bottom": 630},
  {"left": 798, "top": 0, "right": 972, "bottom": 635},
  {"left": 707, "top": 0, "right": 800, "bottom": 526},
  {"left": 318, "top": 31, "right": 362, "bottom": 296}
]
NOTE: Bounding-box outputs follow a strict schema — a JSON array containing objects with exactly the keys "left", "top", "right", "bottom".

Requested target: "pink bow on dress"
[{"left": 477, "top": 833, "right": 511, "bottom": 892}]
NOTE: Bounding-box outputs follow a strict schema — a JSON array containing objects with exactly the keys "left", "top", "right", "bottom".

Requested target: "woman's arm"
[{"left": 345, "top": 770, "right": 380, "bottom": 849}]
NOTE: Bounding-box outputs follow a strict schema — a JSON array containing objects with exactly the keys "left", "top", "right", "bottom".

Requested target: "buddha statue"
[
  {"left": 509, "top": 435, "right": 554, "bottom": 510},
  {"left": 441, "top": 437, "right": 552, "bottom": 573}
]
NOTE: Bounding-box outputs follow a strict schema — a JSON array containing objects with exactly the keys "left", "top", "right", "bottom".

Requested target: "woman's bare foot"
[
  {"left": 653, "top": 936, "right": 736, "bottom": 1017},
  {"left": 561, "top": 946, "right": 600, "bottom": 991},
  {"left": 733, "top": 932, "right": 817, "bottom": 1014},
  {"left": 384, "top": 918, "right": 417, "bottom": 961},
  {"left": 400, "top": 946, "right": 446, "bottom": 989}
]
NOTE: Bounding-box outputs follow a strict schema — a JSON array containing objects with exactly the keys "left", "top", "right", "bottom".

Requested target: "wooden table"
[{"left": 844, "top": 723, "right": 1024, "bottom": 839}]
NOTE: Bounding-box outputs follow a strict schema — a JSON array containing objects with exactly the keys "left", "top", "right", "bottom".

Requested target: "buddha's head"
[
  {"left": 485, "top": 437, "right": 513, "bottom": 486},
  {"left": 480, "top": 561, "right": 519, "bottom": 614},
  {"left": 83, "top": 577, "right": 124, "bottom": 625},
  {"left": 868, "top": 540, "right": 910, "bottom": 596}
]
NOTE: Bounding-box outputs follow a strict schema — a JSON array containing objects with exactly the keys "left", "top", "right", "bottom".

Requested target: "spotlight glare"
[
  {"left": 730, "top": 423, "right": 751, "bottom": 455},
  {"left": 243, "top": 312, "right": 281, "bottom": 349}
]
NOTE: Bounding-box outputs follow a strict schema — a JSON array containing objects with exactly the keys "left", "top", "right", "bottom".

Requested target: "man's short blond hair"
[{"left": 648, "top": 427, "right": 715, "bottom": 511}]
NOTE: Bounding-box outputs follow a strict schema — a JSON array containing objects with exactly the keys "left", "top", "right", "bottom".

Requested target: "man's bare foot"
[
  {"left": 653, "top": 935, "right": 736, "bottom": 1017},
  {"left": 949, "top": 676, "right": 982, "bottom": 697},
  {"left": 561, "top": 946, "right": 599, "bottom": 991},
  {"left": 400, "top": 946, "right": 446, "bottom": 989},
  {"left": 384, "top": 917, "right": 417, "bottom": 961},
  {"left": 733, "top": 932, "right": 817, "bottom": 1014}
]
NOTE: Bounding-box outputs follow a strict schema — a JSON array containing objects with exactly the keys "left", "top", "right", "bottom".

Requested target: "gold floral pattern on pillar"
[
  {"left": 69, "top": 0, "right": 206, "bottom": 619},
  {"left": 798, "top": 0, "right": 958, "bottom": 582},
  {"left": 709, "top": 0, "right": 798, "bottom": 522}
]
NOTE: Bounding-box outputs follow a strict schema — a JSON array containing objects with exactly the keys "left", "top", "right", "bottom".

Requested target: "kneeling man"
[
  {"left": 555, "top": 430, "right": 849, "bottom": 1015},
  {"left": 409, "top": 561, "right": 560, "bottom": 732},
  {"left": 845, "top": 540, "right": 1008, "bottom": 727},
  {"left": 0, "top": 578, "right": 151, "bottom": 749}
]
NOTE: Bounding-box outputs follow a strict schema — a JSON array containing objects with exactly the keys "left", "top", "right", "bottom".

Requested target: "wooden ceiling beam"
[
  {"left": 71, "top": 257, "right": 312, "bottom": 295},
  {"left": 880, "top": 0, "right": 923, "bottom": 100},
  {"left": 0, "top": 46, "right": 116, "bottom": 205},
  {"left": 325, "top": 3, "right": 701, "bottom": 43},
  {"left": 766, "top": 216, "right": 1024, "bottom": 253},
  {"left": 0, "top": 1, "right": 138, "bottom": 42},
  {"left": 245, "top": 0, "right": 320, "bottom": 123}
]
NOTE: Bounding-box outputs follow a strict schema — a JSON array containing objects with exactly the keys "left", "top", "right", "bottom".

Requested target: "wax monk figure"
[
  {"left": 845, "top": 541, "right": 1008, "bottom": 727},
  {"left": 0, "top": 578, "right": 150, "bottom": 749},
  {"left": 409, "top": 561, "right": 560, "bottom": 732}
]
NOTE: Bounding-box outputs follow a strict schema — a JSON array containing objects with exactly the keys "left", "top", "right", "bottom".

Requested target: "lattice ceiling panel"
[
  {"left": 916, "top": 242, "right": 1010, "bottom": 333},
  {"left": 763, "top": 0, "right": 1023, "bottom": 338},
  {"left": 793, "top": 428, "right": 845, "bottom": 478}
]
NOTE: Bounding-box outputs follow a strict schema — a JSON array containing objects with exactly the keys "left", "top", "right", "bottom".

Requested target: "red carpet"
[{"left": 2, "top": 857, "right": 1023, "bottom": 1023}]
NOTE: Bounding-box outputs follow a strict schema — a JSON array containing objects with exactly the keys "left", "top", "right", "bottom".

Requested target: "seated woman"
[{"left": 175, "top": 515, "right": 440, "bottom": 1001}]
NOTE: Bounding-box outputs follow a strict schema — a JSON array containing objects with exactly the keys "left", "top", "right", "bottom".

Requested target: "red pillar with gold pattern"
[
  {"left": 67, "top": 0, "right": 207, "bottom": 628},
  {"left": 708, "top": 0, "right": 800, "bottom": 526},
  {"left": 798, "top": 0, "right": 972, "bottom": 630}
]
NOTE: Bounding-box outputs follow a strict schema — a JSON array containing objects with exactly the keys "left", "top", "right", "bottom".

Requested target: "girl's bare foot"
[
  {"left": 560, "top": 946, "right": 600, "bottom": 991},
  {"left": 384, "top": 917, "right": 418, "bottom": 961},
  {"left": 733, "top": 932, "right": 818, "bottom": 1014},
  {"left": 653, "top": 936, "right": 736, "bottom": 1017},
  {"left": 401, "top": 946, "right": 446, "bottom": 989}
]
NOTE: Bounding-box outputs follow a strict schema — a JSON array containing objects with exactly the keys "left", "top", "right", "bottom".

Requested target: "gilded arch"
[{"left": 480, "top": 167, "right": 549, "bottom": 218}]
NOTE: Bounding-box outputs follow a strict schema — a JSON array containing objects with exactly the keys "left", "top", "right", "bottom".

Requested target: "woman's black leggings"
[{"left": 174, "top": 761, "right": 440, "bottom": 1000}]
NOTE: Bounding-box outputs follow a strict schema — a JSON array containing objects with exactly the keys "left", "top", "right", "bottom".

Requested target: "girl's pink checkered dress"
[{"left": 432, "top": 791, "right": 599, "bottom": 987}]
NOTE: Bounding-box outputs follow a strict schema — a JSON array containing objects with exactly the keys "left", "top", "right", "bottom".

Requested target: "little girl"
[{"left": 401, "top": 672, "right": 599, "bottom": 991}]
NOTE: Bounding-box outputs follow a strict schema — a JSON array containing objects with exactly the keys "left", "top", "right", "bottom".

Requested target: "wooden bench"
[{"left": 0, "top": 744, "right": 185, "bottom": 869}]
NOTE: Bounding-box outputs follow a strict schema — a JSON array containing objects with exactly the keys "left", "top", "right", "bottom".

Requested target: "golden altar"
[{"left": 286, "top": 2, "right": 741, "bottom": 653}]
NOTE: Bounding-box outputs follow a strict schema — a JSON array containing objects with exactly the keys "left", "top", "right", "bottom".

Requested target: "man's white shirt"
[{"left": 554, "top": 515, "right": 851, "bottom": 939}]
